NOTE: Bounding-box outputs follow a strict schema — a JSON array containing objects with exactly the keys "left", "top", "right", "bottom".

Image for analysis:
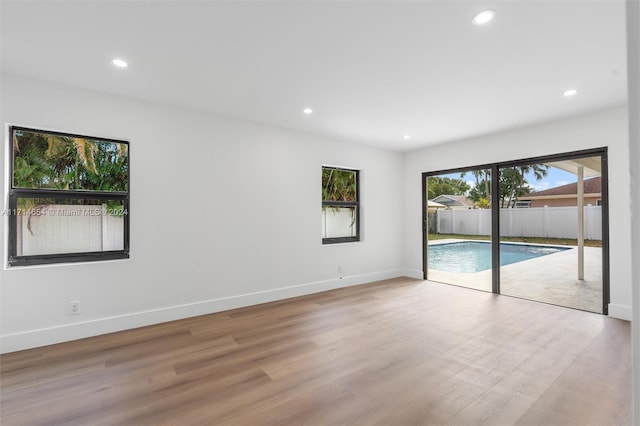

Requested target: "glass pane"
[
  {"left": 426, "top": 169, "right": 492, "bottom": 292},
  {"left": 499, "top": 158, "right": 603, "bottom": 313},
  {"left": 322, "top": 167, "right": 357, "bottom": 202},
  {"left": 322, "top": 206, "right": 357, "bottom": 238},
  {"left": 14, "top": 198, "right": 126, "bottom": 256},
  {"left": 12, "top": 128, "right": 128, "bottom": 192}
]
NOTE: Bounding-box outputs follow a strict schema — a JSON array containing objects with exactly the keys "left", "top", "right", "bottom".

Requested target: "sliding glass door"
[
  {"left": 498, "top": 155, "right": 605, "bottom": 313},
  {"left": 424, "top": 168, "right": 493, "bottom": 292},
  {"left": 423, "top": 149, "right": 609, "bottom": 314}
]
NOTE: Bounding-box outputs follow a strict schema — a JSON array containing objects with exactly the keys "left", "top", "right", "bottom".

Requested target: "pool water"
[{"left": 428, "top": 241, "right": 570, "bottom": 273}]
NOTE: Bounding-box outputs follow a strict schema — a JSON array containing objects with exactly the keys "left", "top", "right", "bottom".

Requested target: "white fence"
[
  {"left": 322, "top": 207, "right": 356, "bottom": 238},
  {"left": 435, "top": 206, "right": 602, "bottom": 240},
  {"left": 16, "top": 204, "right": 124, "bottom": 256}
]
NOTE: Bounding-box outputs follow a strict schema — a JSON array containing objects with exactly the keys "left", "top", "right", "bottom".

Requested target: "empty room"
[{"left": 1, "top": 1, "right": 639, "bottom": 425}]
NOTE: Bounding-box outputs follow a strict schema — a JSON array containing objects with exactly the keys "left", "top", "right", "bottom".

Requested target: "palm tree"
[
  {"left": 13, "top": 130, "right": 127, "bottom": 192},
  {"left": 461, "top": 169, "right": 491, "bottom": 206},
  {"left": 502, "top": 164, "right": 549, "bottom": 207}
]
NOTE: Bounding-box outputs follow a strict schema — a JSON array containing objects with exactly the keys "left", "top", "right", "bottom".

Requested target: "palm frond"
[{"left": 72, "top": 138, "right": 98, "bottom": 174}]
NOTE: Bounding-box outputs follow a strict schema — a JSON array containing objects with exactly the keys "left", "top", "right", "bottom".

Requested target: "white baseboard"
[
  {"left": 608, "top": 303, "right": 632, "bottom": 321},
  {"left": 402, "top": 268, "right": 424, "bottom": 280},
  {"left": 0, "top": 269, "right": 404, "bottom": 354}
]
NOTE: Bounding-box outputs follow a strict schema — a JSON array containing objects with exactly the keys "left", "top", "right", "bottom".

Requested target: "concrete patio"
[{"left": 427, "top": 239, "right": 603, "bottom": 313}]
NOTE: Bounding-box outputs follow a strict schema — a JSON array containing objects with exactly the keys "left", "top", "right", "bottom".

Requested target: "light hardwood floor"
[{"left": 0, "top": 278, "right": 631, "bottom": 425}]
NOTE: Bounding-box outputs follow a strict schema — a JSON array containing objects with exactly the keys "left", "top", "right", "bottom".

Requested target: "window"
[
  {"left": 513, "top": 201, "right": 531, "bottom": 208},
  {"left": 322, "top": 166, "right": 359, "bottom": 244},
  {"left": 6, "top": 126, "right": 129, "bottom": 266}
]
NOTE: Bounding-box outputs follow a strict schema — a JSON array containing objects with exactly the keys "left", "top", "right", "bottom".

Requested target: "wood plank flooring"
[{"left": 0, "top": 278, "right": 631, "bottom": 425}]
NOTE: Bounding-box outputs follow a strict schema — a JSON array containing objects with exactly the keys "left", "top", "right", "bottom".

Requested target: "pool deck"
[{"left": 427, "top": 239, "right": 603, "bottom": 313}]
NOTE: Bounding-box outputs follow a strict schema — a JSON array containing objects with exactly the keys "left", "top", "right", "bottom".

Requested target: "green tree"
[
  {"left": 13, "top": 130, "right": 128, "bottom": 192},
  {"left": 427, "top": 177, "right": 470, "bottom": 199},
  {"left": 464, "top": 165, "right": 548, "bottom": 207},
  {"left": 322, "top": 168, "right": 356, "bottom": 201},
  {"left": 500, "top": 165, "right": 548, "bottom": 207},
  {"left": 468, "top": 177, "right": 490, "bottom": 203},
  {"left": 461, "top": 170, "right": 491, "bottom": 206}
]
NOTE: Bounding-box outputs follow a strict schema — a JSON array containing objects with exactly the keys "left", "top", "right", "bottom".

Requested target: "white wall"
[
  {"left": 0, "top": 73, "right": 633, "bottom": 353},
  {"left": 0, "top": 74, "right": 404, "bottom": 353},
  {"left": 626, "top": 0, "right": 639, "bottom": 422},
  {"left": 403, "top": 106, "right": 632, "bottom": 320}
]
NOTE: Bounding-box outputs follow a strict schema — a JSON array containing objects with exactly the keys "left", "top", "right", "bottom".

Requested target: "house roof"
[
  {"left": 523, "top": 177, "right": 601, "bottom": 198},
  {"left": 431, "top": 194, "right": 475, "bottom": 207},
  {"left": 427, "top": 200, "right": 447, "bottom": 208}
]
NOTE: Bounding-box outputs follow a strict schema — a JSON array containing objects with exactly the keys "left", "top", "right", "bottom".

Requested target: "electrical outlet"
[{"left": 69, "top": 301, "right": 80, "bottom": 316}]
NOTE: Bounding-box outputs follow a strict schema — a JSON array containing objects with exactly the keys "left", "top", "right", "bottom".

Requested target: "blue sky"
[{"left": 524, "top": 167, "right": 577, "bottom": 192}]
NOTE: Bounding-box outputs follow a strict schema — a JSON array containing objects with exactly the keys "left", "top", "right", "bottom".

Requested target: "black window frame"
[
  {"left": 421, "top": 147, "right": 609, "bottom": 315},
  {"left": 6, "top": 126, "right": 130, "bottom": 267},
  {"left": 322, "top": 166, "right": 360, "bottom": 244}
]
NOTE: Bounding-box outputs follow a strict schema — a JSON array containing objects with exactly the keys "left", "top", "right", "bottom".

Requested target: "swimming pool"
[{"left": 428, "top": 241, "right": 570, "bottom": 273}]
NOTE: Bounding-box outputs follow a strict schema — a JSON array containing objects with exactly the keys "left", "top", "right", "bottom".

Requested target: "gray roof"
[{"left": 431, "top": 194, "right": 474, "bottom": 207}]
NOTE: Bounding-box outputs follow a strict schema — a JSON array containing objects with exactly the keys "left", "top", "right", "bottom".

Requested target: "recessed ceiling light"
[
  {"left": 563, "top": 89, "right": 578, "bottom": 97},
  {"left": 472, "top": 9, "right": 495, "bottom": 26},
  {"left": 403, "top": 135, "right": 411, "bottom": 140},
  {"left": 303, "top": 108, "right": 313, "bottom": 114},
  {"left": 112, "top": 58, "right": 128, "bottom": 68}
]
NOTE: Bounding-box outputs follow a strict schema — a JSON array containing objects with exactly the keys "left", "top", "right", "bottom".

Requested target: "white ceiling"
[{"left": 0, "top": 0, "right": 628, "bottom": 152}]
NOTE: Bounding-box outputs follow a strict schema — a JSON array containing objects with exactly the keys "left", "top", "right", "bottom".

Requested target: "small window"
[
  {"left": 513, "top": 201, "right": 531, "bottom": 208},
  {"left": 7, "top": 126, "right": 129, "bottom": 267},
  {"left": 322, "top": 166, "right": 359, "bottom": 244}
]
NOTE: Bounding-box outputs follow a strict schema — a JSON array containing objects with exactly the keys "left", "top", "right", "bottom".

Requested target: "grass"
[{"left": 428, "top": 233, "right": 602, "bottom": 248}]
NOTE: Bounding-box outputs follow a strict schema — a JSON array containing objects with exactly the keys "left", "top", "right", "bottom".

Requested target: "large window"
[
  {"left": 6, "top": 126, "right": 129, "bottom": 266},
  {"left": 322, "top": 166, "right": 359, "bottom": 244}
]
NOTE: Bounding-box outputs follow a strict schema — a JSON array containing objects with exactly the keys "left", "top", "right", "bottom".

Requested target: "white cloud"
[
  {"left": 532, "top": 180, "right": 574, "bottom": 192},
  {"left": 532, "top": 182, "right": 551, "bottom": 191}
]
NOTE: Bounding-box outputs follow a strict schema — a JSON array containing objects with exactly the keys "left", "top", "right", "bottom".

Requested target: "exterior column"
[{"left": 577, "top": 166, "right": 584, "bottom": 280}]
